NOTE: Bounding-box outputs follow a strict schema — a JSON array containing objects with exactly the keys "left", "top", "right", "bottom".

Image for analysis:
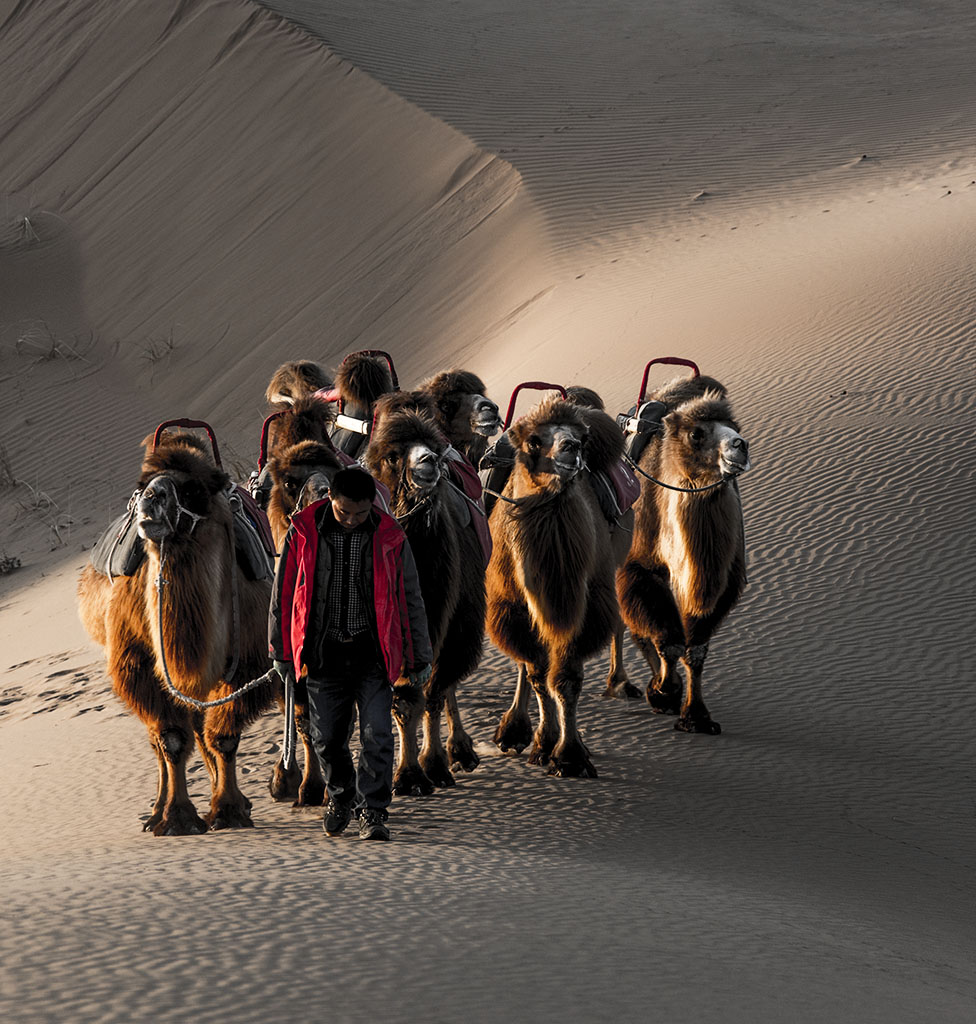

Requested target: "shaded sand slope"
[
  {"left": 2, "top": 2, "right": 976, "bottom": 1023},
  {"left": 0, "top": 0, "right": 551, "bottom": 550}
]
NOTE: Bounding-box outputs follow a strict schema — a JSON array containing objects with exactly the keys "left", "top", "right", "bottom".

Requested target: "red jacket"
[{"left": 270, "top": 500, "right": 430, "bottom": 683}]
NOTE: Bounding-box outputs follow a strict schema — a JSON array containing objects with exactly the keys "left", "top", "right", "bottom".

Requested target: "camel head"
[
  {"left": 662, "top": 392, "right": 751, "bottom": 484},
  {"left": 265, "top": 360, "right": 333, "bottom": 407},
  {"left": 510, "top": 398, "right": 589, "bottom": 488},
  {"left": 267, "top": 440, "right": 343, "bottom": 522},
  {"left": 420, "top": 369, "right": 502, "bottom": 442},
  {"left": 135, "top": 434, "right": 229, "bottom": 546},
  {"left": 364, "top": 409, "right": 448, "bottom": 503}
]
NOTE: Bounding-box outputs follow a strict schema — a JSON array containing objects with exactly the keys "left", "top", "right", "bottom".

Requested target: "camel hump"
[
  {"left": 651, "top": 373, "right": 728, "bottom": 410},
  {"left": 577, "top": 406, "right": 624, "bottom": 476}
]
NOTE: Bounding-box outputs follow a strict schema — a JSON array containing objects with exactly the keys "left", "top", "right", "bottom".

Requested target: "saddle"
[{"left": 90, "top": 485, "right": 276, "bottom": 582}]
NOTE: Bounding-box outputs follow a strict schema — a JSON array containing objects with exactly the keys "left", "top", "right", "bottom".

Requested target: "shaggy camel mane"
[
  {"left": 137, "top": 433, "right": 228, "bottom": 493},
  {"left": 373, "top": 389, "right": 438, "bottom": 423},
  {"left": 265, "top": 360, "right": 332, "bottom": 406},
  {"left": 666, "top": 391, "right": 740, "bottom": 434},
  {"left": 268, "top": 439, "right": 341, "bottom": 477},
  {"left": 334, "top": 353, "right": 394, "bottom": 410},
  {"left": 420, "top": 368, "right": 489, "bottom": 419},
  {"left": 270, "top": 396, "right": 336, "bottom": 451},
  {"left": 365, "top": 409, "right": 447, "bottom": 468}
]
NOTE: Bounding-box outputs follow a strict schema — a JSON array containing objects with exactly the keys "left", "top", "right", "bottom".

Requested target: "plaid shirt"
[{"left": 323, "top": 521, "right": 372, "bottom": 640}]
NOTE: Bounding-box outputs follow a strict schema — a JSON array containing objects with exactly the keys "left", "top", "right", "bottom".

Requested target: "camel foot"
[
  {"left": 393, "top": 765, "right": 436, "bottom": 797},
  {"left": 295, "top": 775, "right": 326, "bottom": 807},
  {"left": 526, "top": 744, "right": 553, "bottom": 766},
  {"left": 447, "top": 735, "right": 481, "bottom": 773},
  {"left": 493, "top": 712, "right": 533, "bottom": 754},
  {"left": 268, "top": 758, "right": 301, "bottom": 802},
  {"left": 206, "top": 801, "right": 255, "bottom": 831},
  {"left": 547, "top": 738, "right": 598, "bottom": 778},
  {"left": 604, "top": 679, "right": 642, "bottom": 700},
  {"left": 150, "top": 804, "right": 208, "bottom": 837},
  {"left": 419, "top": 751, "right": 457, "bottom": 789},
  {"left": 674, "top": 715, "right": 721, "bottom": 735},
  {"left": 646, "top": 685, "right": 681, "bottom": 715}
]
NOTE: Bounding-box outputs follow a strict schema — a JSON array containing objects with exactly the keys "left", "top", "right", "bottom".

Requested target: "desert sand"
[{"left": 1, "top": 1, "right": 974, "bottom": 1021}]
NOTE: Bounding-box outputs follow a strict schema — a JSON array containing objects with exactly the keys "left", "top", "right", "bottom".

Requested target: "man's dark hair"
[{"left": 330, "top": 467, "right": 376, "bottom": 503}]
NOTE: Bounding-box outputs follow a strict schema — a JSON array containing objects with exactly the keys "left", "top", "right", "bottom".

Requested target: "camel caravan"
[{"left": 78, "top": 350, "right": 752, "bottom": 835}]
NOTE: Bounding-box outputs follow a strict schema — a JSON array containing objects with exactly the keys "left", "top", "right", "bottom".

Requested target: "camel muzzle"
[
  {"left": 720, "top": 436, "right": 751, "bottom": 478},
  {"left": 408, "top": 449, "right": 441, "bottom": 491},
  {"left": 473, "top": 398, "right": 503, "bottom": 436}
]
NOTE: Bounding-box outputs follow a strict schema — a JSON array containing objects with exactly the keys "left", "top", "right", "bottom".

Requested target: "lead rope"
[
  {"left": 622, "top": 452, "right": 729, "bottom": 494},
  {"left": 154, "top": 540, "right": 277, "bottom": 709}
]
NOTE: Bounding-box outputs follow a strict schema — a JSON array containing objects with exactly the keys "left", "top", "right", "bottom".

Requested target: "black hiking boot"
[
  {"left": 358, "top": 807, "right": 390, "bottom": 841},
  {"left": 323, "top": 798, "right": 353, "bottom": 837}
]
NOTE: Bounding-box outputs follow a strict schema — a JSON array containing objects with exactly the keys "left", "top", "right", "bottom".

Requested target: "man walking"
[{"left": 270, "top": 467, "right": 432, "bottom": 840}]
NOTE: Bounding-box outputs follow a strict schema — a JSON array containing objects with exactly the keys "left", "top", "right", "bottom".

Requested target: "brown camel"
[
  {"left": 77, "top": 433, "right": 276, "bottom": 834},
  {"left": 416, "top": 368, "right": 502, "bottom": 467},
  {"left": 262, "top": 396, "right": 341, "bottom": 549},
  {"left": 364, "top": 407, "right": 486, "bottom": 794},
  {"left": 487, "top": 396, "right": 622, "bottom": 777},
  {"left": 617, "top": 375, "right": 751, "bottom": 734}
]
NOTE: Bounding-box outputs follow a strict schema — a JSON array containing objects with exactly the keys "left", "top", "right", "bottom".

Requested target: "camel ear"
[{"left": 662, "top": 411, "right": 683, "bottom": 436}]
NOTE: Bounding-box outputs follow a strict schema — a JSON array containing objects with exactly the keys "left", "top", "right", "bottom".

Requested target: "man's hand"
[
  {"left": 273, "top": 659, "right": 295, "bottom": 686},
  {"left": 408, "top": 664, "right": 432, "bottom": 686}
]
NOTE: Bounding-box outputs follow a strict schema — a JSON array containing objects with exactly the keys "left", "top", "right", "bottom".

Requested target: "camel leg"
[
  {"left": 419, "top": 672, "right": 455, "bottom": 789},
  {"left": 644, "top": 640, "right": 684, "bottom": 714},
  {"left": 603, "top": 618, "right": 641, "bottom": 700},
  {"left": 147, "top": 723, "right": 208, "bottom": 836},
  {"left": 197, "top": 695, "right": 259, "bottom": 829},
  {"left": 393, "top": 680, "right": 435, "bottom": 796},
  {"left": 107, "top": 636, "right": 206, "bottom": 835},
  {"left": 548, "top": 655, "right": 597, "bottom": 778},
  {"left": 526, "top": 663, "right": 560, "bottom": 766},
  {"left": 445, "top": 687, "right": 480, "bottom": 773},
  {"left": 494, "top": 662, "right": 535, "bottom": 754},
  {"left": 675, "top": 643, "right": 720, "bottom": 734},
  {"left": 294, "top": 699, "right": 326, "bottom": 806},
  {"left": 145, "top": 743, "right": 168, "bottom": 831}
]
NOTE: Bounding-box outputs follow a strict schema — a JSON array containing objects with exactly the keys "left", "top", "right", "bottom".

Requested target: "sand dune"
[{"left": 2, "top": 1, "right": 975, "bottom": 1022}]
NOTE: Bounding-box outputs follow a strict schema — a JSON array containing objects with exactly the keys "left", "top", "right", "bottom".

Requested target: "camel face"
[
  {"left": 405, "top": 443, "right": 443, "bottom": 493},
  {"left": 136, "top": 473, "right": 210, "bottom": 544},
  {"left": 457, "top": 392, "right": 502, "bottom": 438},
  {"left": 269, "top": 457, "right": 337, "bottom": 519},
  {"left": 664, "top": 413, "right": 750, "bottom": 484},
  {"left": 518, "top": 422, "right": 586, "bottom": 484}
]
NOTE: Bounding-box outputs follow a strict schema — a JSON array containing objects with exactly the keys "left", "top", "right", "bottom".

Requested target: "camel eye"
[
  {"left": 527, "top": 435, "right": 542, "bottom": 452},
  {"left": 690, "top": 427, "right": 705, "bottom": 445}
]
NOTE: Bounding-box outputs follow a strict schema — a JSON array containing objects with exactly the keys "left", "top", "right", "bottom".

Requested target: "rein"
[{"left": 623, "top": 453, "right": 730, "bottom": 495}]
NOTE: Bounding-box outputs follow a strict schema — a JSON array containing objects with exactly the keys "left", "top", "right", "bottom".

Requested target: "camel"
[
  {"left": 261, "top": 396, "right": 341, "bottom": 549},
  {"left": 481, "top": 385, "right": 639, "bottom": 700},
  {"left": 487, "top": 396, "right": 623, "bottom": 777},
  {"left": 416, "top": 368, "right": 502, "bottom": 467},
  {"left": 77, "top": 432, "right": 276, "bottom": 835},
  {"left": 363, "top": 406, "right": 486, "bottom": 794},
  {"left": 617, "top": 375, "right": 751, "bottom": 734}
]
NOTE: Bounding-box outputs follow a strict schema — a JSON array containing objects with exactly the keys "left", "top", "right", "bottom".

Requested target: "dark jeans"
[{"left": 306, "top": 635, "right": 394, "bottom": 811}]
